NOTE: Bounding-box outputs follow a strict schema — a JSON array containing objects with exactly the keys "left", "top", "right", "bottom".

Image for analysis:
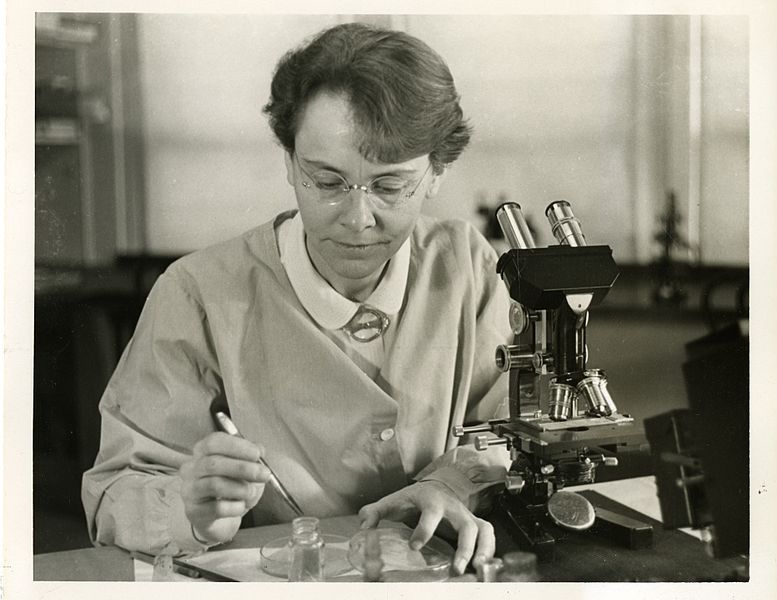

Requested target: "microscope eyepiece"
[
  {"left": 496, "top": 202, "right": 536, "bottom": 249},
  {"left": 546, "top": 200, "right": 587, "bottom": 247}
]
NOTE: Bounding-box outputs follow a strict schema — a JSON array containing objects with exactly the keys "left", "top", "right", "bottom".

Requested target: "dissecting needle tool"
[{"left": 210, "top": 401, "right": 304, "bottom": 518}]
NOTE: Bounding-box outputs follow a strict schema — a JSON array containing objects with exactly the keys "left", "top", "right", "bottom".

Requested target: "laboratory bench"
[{"left": 32, "top": 476, "right": 746, "bottom": 583}]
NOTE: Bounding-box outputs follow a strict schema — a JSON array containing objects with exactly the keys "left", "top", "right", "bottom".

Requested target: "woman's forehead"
[
  {"left": 295, "top": 94, "right": 427, "bottom": 174},
  {"left": 295, "top": 90, "right": 428, "bottom": 172},
  {"left": 295, "top": 92, "right": 358, "bottom": 152}
]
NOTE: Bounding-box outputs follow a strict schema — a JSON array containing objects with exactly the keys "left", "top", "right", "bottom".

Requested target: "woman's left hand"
[{"left": 358, "top": 480, "right": 495, "bottom": 575}]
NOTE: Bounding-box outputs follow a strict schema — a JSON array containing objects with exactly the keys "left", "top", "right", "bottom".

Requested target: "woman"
[{"left": 82, "top": 22, "right": 512, "bottom": 576}]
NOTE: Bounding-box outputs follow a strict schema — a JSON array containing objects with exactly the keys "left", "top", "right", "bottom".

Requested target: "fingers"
[
  {"left": 471, "top": 519, "right": 496, "bottom": 568},
  {"left": 189, "top": 475, "right": 261, "bottom": 503},
  {"left": 358, "top": 504, "right": 381, "bottom": 529},
  {"left": 358, "top": 491, "right": 415, "bottom": 529},
  {"left": 394, "top": 481, "right": 496, "bottom": 576},
  {"left": 181, "top": 430, "right": 271, "bottom": 540},
  {"left": 193, "top": 432, "right": 265, "bottom": 462},
  {"left": 182, "top": 432, "right": 270, "bottom": 501},
  {"left": 451, "top": 519, "right": 478, "bottom": 575},
  {"left": 408, "top": 505, "right": 443, "bottom": 550},
  {"left": 245, "top": 481, "right": 264, "bottom": 510},
  {"left": 189, "top": 498, "right": 251, "bottom": 520},
  {"left": 363, "top": 492, "right": 492, "bottom": 576},
  {"left": 446, "top": 514, "right": 495, "bottom": 575},
  {"left": 191, "top": 453, "right": 271, "bottom": 484},
  {"left": 408, "top": 504, "right": 479, "bottom": 575}
]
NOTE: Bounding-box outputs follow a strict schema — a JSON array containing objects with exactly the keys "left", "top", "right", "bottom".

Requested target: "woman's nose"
[{"left": 338, "top": 190, "right": 377, "bottom": 231}]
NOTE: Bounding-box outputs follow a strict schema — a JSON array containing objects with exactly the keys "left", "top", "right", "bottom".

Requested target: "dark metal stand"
[{"left": 497, "top": 490, "right": 654, "bottom": 562}]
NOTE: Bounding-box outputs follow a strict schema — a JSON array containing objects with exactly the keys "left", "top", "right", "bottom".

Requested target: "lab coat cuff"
[
  {"left": 167, "top": 493, "right": 217, "bottom": 555},
  {"left": 416, "top": 466, "right": 483, "bottom": 510}
]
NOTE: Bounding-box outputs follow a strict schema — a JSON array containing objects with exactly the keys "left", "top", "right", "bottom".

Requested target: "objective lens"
[
  {"left": 576, "top": 369, "right": 617, "bottom": 416},
  {"left": 496, "top": 203, "right": 536, "bottom": 249},
  {"left": 548, "top": 381, "right": 577, "bottom": 421},
  {"left": 546, "top": 200, "right": 586, "bottom": 247}
]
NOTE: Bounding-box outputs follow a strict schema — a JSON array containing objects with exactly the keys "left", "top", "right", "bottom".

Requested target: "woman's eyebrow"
[
  {"left": 299, "top": 156, "right": 419, "bottom": 177},
  {"left": 297, "top": 157, "right": 340, "bottom": 172}
]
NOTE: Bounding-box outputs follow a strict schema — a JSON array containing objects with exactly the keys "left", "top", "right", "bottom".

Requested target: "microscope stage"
[{"left": 493, "top": 414, "right": 645, "bottom": 461}]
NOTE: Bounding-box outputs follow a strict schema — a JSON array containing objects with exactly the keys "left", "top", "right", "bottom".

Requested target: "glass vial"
[
  {"left": 152, "top": 554, "right": 175, "bottom": 582},
  {"left": 476, "top": 557, "right": 504, "bottom": 582},
  {"left": 497, "top": 551, "right": 540, "bottom": 582},
  {"left": 288, "top": 517, "right": 325, "bottom": 582}
]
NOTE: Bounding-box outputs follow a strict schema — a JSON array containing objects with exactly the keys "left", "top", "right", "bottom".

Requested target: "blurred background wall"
[
  {"left": 33, "top": 13, "right": 749, "bottom": 553},
  {"left": 133, "top": 14, "right": 747, "bottom": 262}
]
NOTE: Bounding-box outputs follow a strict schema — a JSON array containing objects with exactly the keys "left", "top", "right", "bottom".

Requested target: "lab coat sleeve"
[
  {"left": 414, "top": 227, "right": 513, "bottom": 513},
  {"left": 81, "top": 269, "right": 231, "bottom": 555},
  {"left": 413, "top": 445, "right": 511, "bottom": 514}
]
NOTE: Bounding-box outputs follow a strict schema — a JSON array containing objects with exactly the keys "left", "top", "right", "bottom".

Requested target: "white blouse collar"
[{"left": 279, "top": 212, "right": 410, "bottom": 330}]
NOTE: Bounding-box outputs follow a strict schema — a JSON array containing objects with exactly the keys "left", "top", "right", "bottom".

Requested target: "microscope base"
[
  {"left": 497, "top": 494, "right": 557, "bottom": 562},
  {"left": 591, "top": 506, "right": 654, "bottom": 549},
  {"left": 497, "top": 491, "right": 654, "bottom": 562}
]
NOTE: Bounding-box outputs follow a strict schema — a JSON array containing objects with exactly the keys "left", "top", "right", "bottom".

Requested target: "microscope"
[{"left": 455, "top": 201, "right": 649, "bottom": 560}]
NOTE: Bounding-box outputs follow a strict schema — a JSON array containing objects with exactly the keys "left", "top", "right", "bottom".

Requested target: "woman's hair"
[{"left": 263, "top": 22, "right": 471, "bottom": 174}]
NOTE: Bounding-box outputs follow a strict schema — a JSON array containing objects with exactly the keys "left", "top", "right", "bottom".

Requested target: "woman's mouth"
[{"left": 333, "top": 240, "right": 387, "bottom": 251}]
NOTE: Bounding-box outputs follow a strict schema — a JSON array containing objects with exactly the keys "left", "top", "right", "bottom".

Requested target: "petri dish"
[
  {"left": 348, "top": 527, "right": 453, "bottom": 582},
  {"left": 259, "top": 534, "right": 352, "bottom": 579}
]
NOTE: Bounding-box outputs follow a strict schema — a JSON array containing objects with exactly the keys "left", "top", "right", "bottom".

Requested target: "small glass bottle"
[
  {"left": 152, "top": 553, "right": 175, "bottom": 582},
  {"left": 288, "top": 517, "right": 325, "bottom": 582},
  {"left": 476, "top": 557, "right": 504, "bottom": 582},
  {"left": 497, "top": 551, "right": 540, "bottom": 582}
]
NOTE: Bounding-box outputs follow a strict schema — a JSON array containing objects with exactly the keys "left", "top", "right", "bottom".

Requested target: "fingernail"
[
  {"left": 454, "top": 559, "right": 467, "bottom": 575},
  {"left": 409, "top": 540, "right": 422, "bottom": 551}
]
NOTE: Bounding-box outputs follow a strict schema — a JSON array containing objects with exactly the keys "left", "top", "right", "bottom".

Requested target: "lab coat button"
[{"left": 379, "top": 428, "right": 395, "bottom": 441}]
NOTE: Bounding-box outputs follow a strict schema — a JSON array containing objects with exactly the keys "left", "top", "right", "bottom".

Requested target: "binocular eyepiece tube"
[
  {"left": 497, "top": 200, "right": 588, "bottom": 248},
  {"left": 496, "top": 202, "right": 536, "bottom": 250},
  {"left": 546, "top": 200, "right": 587, "bottom": 247}
]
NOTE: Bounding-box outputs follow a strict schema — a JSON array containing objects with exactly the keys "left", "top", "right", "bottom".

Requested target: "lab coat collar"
[{"left": 279, "top": 212, "right": 409, "bottom": 331}]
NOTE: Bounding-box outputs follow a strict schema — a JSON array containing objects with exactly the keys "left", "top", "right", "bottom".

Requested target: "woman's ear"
[
  {"left": 283, "top": 152, "right": 294, "bottom": 186},
  {"left": 425, "top": 167, "right": 448, "bottom": 200}
]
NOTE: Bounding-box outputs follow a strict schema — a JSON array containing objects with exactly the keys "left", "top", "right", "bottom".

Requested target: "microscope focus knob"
[
  {"left": 495, "top": 345, "right": 534, "bottom": 372},
  {"left": 532, "top": 352, "right": 554, "bottom": 371},
  {"left": 509, "top": 302, "right": 530, "bottom": 335},
  {"left": 452, "top": 423, "right": 495, "bottom": 438},
  {"left": 474, "top": 435, "right": 508, "bottom": 451}
]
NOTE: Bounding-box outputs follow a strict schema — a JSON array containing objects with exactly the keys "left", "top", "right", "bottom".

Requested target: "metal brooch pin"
[{"left": 342, "top": 306, "right": 390, "bottom": 342}]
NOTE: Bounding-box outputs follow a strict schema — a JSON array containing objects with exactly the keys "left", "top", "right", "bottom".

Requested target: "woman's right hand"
[{"left": 180, "top": 432, "right": 271, "bottom": 545}]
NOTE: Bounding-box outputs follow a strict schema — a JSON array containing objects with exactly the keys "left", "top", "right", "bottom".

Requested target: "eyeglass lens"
[
  {"left": 296, "top": 156, "right": 429, "bottom": 206},
  {"left": 311, "top": 171, "right": 411, "bottom": 203}
]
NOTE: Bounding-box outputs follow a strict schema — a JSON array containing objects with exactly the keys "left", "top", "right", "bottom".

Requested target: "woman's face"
[{"left": 284, "top": 91, "right": 444, "bottom": 301}]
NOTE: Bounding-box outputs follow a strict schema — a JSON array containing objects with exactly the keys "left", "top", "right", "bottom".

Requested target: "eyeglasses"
[{"left": 294, "top": 154, "right": 432, "bottom": 209}]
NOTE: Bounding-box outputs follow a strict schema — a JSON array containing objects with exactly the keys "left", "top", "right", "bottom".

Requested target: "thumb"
[{"left": 358, "top": 503, "right": 381, "bottom": 529}]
